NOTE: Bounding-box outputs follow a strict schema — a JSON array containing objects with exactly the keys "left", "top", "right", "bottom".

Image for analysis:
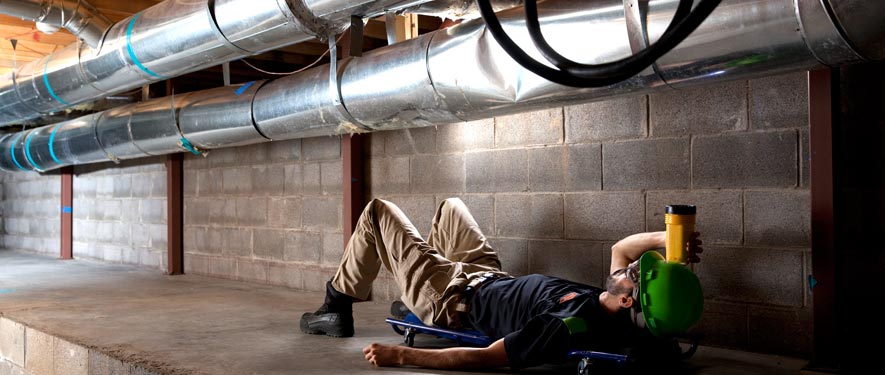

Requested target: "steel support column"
[
  {"left": 60, "top": 166, "right": 73, "bottom": 259},
  {"left": 808, "top": 68, "right": 837, "bottom": 370},
  {"left": 342, "top": 19, "right": 365, "bottom": 245},
  {"left": 166, "top": 153, "right": 184, "bottom": 275}
]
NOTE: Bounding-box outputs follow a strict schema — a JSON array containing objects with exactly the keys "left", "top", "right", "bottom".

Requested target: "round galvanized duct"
[
  {"left": 129, "top": 94, "right": 193, "bottom": 156},
  {"left": 0, "top": 130, "right": 37, "bottom": 172},
  {"left": 179, "top": 80, "right": 269, "bottom": 149},
  {"left": 95, "top": 105, "right": 142, "bottom": 162},
  {"left": 33, "top": 114, "right": 107, "bottom": 167}
]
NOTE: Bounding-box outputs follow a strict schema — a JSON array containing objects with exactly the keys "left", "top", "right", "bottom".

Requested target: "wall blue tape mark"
[
  {"left": 235, "top": 81, "right": 256, "bottom": 96},
  {"left": 43, "top": 56, "right": 70, "bottom": 105},
  {"left": 10, "top": 133, "right": 27, "bottom": 171},
  {"left": 24, "top": 131, "right": 43, "bottom": 171},
  {"left": 48, "top": 123, "right": 62, "bottom": 164},
  {"left": 0, "top": 289, "right": 15, "bottom": 294},
  {"left": 62, "top": 206, "right": 72, "bottom": 213},
  {"left": 126, "top": 13, "right": 165, "bottom": 79}
]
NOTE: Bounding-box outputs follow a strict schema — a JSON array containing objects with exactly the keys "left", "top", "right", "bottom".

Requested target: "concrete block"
[
  {"left": 72, "top": 176, "right": 96, "bottom": 198},
  {"left": 302, "top": 136, "right": 341, "bottom": 161},
  {"left": 694, "top": 246, "right": 803, "bottom": 307},
  {"left": 800, "top": 129, "right": 809, "bottom": 188},
  {"left": 495, "top": 108, "right": 564, "bottom": 148},
  {"left": 301, "top": 197, "right": 340, "bottom": 231},
  {"left": 236, "top": 197, "right": 267, "bottom": 227},
  {"left": 434, "top": 194, "right": 495, "bottom": 237},
  {"left": 285, "top": 231, "right": 323, "bottom": 263},
  {"left": 646, "top": 190, "right": 743, "bottom": 244},
  {"left": 87, "top": 351, "right": 129, "bottom": 375},
  {"left": 488, "top": 238, "right": 527, "bottom": 276},
  {"left": 149, "top": 224, "right": 167, "bottom": 250},
  {"left": 96, "top": 221, "right": 114, "bottom": 242},
  {"left": 252, "top": 164, "right": 286, "bottom": 196},
  {"left": 745, "top": 190, "right": 810, "bottom": 247},
  {"left": 267, "top": 197, "right": 302, "bottom": 229},
  {"left": 0, "top": 361, "right": 26, "bottom": 375},
  {"left": 0, "top": 318, "right": 25, "bottom": 366},
  {"left": 237, "top": 143, "right": 269, "bottom": 166},
  {"left": 437, "top": 119, "right": 495, "bottom": 153},
  {"left": 528, "top": 240, "right": 604, "bottom": 287},
  {"left": 495, "top": 194, "right": 563, "bottom": 238},
  {"left": 750, "top": 72, "right": 808, "bottom": 130},
  {"left": 366, "top": 131, "right": 385, "bottom": 156},
  {"left": 465, "top": 149, "right": 527, "bottom": 193},
  {"left": 320, "top": 161, "right": 342, "bottom": 195},
  {"left": 284, "top": 164, "right": 303, "bottom": 195},
  {"left": 221, "top": 228, "right": 252, "bottom": 257},
  {"left": 564, "top": 192, "right": 643, "bottom": 241},
  {"left": 208, "top": 256, "right": 237, "bottom": 278},
  {"left": 149, "top": 173, "right": 165, "bottom": 198},
  {"left": 322, "top": 232, "right": 344, "bottom": 267},
  {"left": 112, "top": 175, "right": 132, "bottom": 198},
  {"left": 184, "top": 253, "right": 210, "bottom": 275},
  {"left": 748, "top": 306, "right": 812, "bottom": 357},
  {"left": 650, "top": 80, "right": 747, "bottom": 136},
  {"left": 141, "top": 199, "right": 166, "bottom": 224},
  {"left": 237, "top": 259, "right": 269, "bottom": 283},
  {"left": 184, "top": 199, "right": 207, "bottom": 226},
  {"left": 386, "top": 127, "right": 436, "bottom": 155},
  {"left": 691, "top": 301, "right": 748, "bottom": 349},
  {"left": 368, "top": 157, "right": 410, "bottom": 194},
  {"left": 253, "top": 229, "right": 286, "bottom": 261},
  {"left": 54, "top": 338, "right": 87, "bottom": 375},
  {"left": 268, "top": 139, "right": 301, "bottom": 162},
  {"left": 202, "top": 227, "right": 224, "bottom": 255},
  {"left": 183, "top": 169, "right": 197, "bottom": 197},
  {"left": 565, "top": 96, "right": 647, "bottom": 142},
  {"left": 112, "top": 222, "right": 131, "bottom": 246},
  {"left": 302, "top": 163, "right": 321, "bottom": 194},
  {"left": 693, "top": 131, "right": 797, "bottom": 188},
  {"left": 97, "top": 175, "right": 114, "bottom": 198},
  {"left": 566, "top": 143, "right": 602, "bottom": 192},
  {"left": 196, "top": 169, "right": 223, "bottom": 196},
  {"left": 222, "top": 168, "right": 252, "bottom": 195},
  {"left": 120, "top": 200, "right": 139, "bottom": 223},
  {"left": 528, "top": 146, "right": 565, "bottom": 192},
  {"left": 410, "top": 155, "right": 464, "bottom": 193},
  {"left": 208, "top": 147, "right": 238, "bottom": 168},
  {"left": 131, "top": 174, "right": 151, "bottom": 198},
  {"left": 25, "top": 328, "right": 53, "bottom": 375},
  {"left": 208, "top": 198, "right": 237, "bottom": 226},
  {"left": 268, "top": 263, "right": 303, "bottom": 289},
  {"left": 603, "top": 137, "right": 690, "bottom": 190},
  {"left": 101, "top": 244, "right": 124, "bottom": 263}
]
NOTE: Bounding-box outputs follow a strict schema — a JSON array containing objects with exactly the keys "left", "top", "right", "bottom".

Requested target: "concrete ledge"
[{"left": 0, "top": 251, "right": 808, "bottom": 375}]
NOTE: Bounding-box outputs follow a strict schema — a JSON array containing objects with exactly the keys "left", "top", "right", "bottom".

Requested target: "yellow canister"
[{"left": 665, "top": 205, "right": 696, "bottom": 264}]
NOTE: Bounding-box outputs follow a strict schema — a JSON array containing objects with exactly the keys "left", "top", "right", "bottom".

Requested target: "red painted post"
[
  {"left": 60, "top": 167, "right": 73, "bottom": 259},
  {"left": 166, "top": 153, "right": 184, "bottom": 275}
]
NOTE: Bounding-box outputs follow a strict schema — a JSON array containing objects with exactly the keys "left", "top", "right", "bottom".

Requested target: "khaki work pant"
[{"left": 332, "top": 198, "right": 509, "bottom": 328}]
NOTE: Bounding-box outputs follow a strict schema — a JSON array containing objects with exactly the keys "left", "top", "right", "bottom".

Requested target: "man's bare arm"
[
  {"left": 610, "top": 232, "right": 666, "bottom": 273},
  {"left": 363, "top": 338, "right": 509, "bottom": 369}
]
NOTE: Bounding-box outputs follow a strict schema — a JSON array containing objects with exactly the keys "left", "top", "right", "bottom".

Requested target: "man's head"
[{"left": 605, "top": 252, "right": 704, "bottom": 337}]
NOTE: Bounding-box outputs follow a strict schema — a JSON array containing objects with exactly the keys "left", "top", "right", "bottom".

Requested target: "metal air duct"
[
  {"left": 0, "top": 0, "right": 446, "bottom": 126},
  {"left": 0, "top": 0, "right": 880, "bottom": 172},
  {"left": 0, "top": 0, "right": 112, "bottom": 48}
]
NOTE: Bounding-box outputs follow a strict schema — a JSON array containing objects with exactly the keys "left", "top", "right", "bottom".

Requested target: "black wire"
[{"left": 477, "top": 0, "right": 723, "bottom": 88}]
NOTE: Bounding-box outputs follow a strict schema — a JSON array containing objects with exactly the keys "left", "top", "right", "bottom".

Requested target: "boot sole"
[{"left": 299, "top": 317, "right": 353, "bottom": 337}]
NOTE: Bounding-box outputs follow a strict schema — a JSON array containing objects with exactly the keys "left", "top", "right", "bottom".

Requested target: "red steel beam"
[
  {"left": 60, "top": 167, "right": 73, "bottom": 259},
  {"left": 166, "top": 153, "right": 184, "bottom": 275},
  {"left": 808, "top": 68, "right": 836, "bottom": 368},
  {"left": 341, "top": 21, "right": 365, "bottom": 244}
]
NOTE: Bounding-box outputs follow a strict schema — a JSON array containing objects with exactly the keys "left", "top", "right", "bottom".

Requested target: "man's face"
[{"left": 605, "top": 267, "right": 637, "bottom": 298}]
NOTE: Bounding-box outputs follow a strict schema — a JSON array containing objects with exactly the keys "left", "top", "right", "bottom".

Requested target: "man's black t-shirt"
[{"left": 466, "top": 274, "right": 637, "bottom": 369}]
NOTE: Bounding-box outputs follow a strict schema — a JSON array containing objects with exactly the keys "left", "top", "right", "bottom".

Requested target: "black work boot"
[{"left": 300, "top": 281, "right": 354, "bottom": 337}]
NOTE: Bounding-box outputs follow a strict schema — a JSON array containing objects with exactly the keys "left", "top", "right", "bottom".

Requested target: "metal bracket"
[
  {"left": 349, "top": 15, "right": 364, "bottom": 58},
  {"left": 327, "top": 35, "right": 367, "bottom": 132},
  {"left": 385, "top": 12, "right": 398, "bottom": 45},
  {"left": 624, "top": 0, "right": 651, "bottom": 54}
]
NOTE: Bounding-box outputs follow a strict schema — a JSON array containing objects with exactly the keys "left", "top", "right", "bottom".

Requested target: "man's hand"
[
  {"left": 687, "top": 231, "right": 703, "bottom": 264},
  {"left": 363, "top": 343, "right": 403, "bottom": 367},
  {"left": 361, "top": 338, "right": 508, "bottom": 369}
]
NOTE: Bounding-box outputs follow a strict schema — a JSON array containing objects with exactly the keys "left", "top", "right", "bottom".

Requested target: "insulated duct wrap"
[
  {"left": 0, "top": 0, "right": 437, "bottom": 126},
  {"left": 0, "top": 0, "right": 879, "bottom": 172}
]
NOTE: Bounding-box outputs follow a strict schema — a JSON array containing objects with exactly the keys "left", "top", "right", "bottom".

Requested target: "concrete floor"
[{"left": 0, "top": 251, "right": 813, "bottom": 375}]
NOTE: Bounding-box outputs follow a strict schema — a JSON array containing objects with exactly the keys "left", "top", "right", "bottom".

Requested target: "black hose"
[{"left": 477, "top": 0, "right": 723, "bottom": 88}]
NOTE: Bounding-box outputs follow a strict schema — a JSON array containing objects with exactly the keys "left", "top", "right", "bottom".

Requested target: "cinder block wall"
[
  {"left": 364, "top": 72, "right": 811, "bottom": 357},
  {"left": 182, "top": 137, "right": 343, "bottom": 291},
  {"left": 0, "top": 172, "right": 60, "bottom": 255},
  {"left": 72, "top": 158, "right": 168, "bottom": 269}
]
